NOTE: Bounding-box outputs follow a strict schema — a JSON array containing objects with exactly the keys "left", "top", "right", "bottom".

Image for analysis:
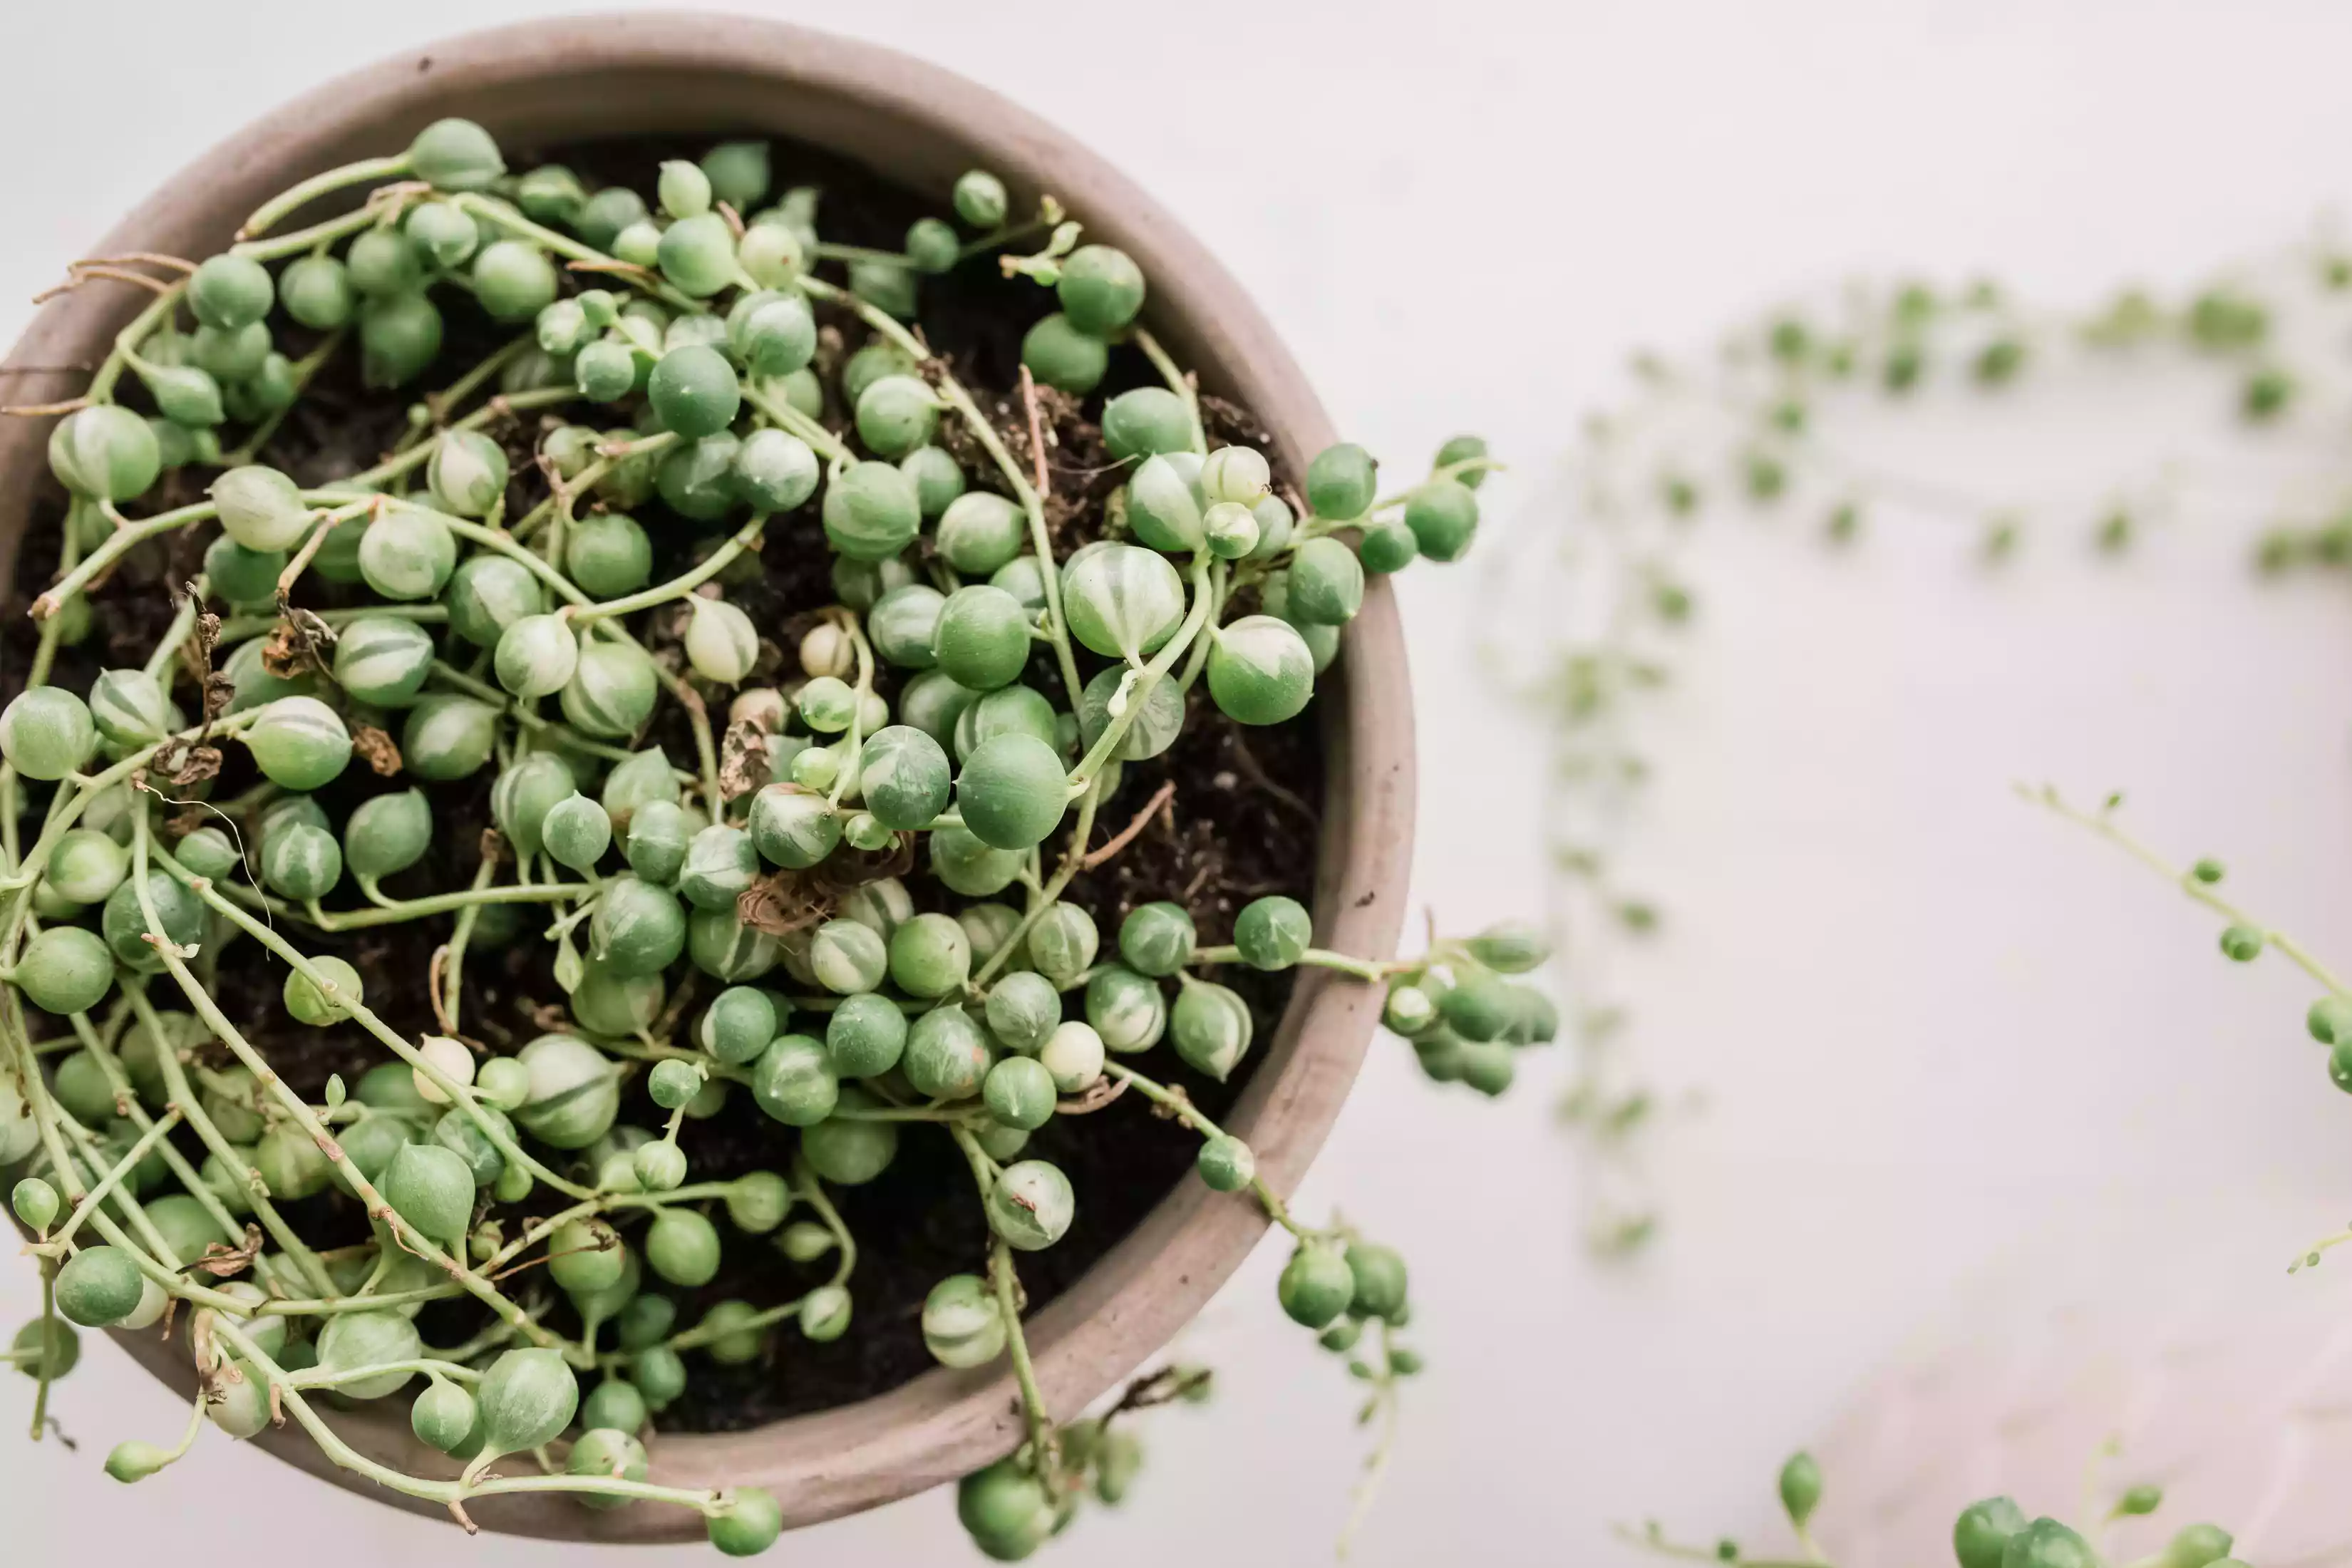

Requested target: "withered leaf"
[{"left": 353, "top": 724, "right": 403, "bottom": 777}]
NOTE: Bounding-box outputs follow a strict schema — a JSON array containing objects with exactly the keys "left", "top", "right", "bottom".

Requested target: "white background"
[{"left": 9, "top": 2, "right": 2352, "bottom": 1564}]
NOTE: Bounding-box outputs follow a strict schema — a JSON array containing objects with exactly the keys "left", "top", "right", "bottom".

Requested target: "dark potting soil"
[{"left": 0, "top": 133, "right": 1325, "bottom": 1431}]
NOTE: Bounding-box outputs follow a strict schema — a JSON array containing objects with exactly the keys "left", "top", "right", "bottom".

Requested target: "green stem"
[
  {"left": 43, "top": 1108, "right": 183, "bottom": 1249},
  {"left": 297, "top": 880, "right": 582, "bottom": 932},
  {"left": 2030, "top": 786, "right": 2352, "bottom": 994},
  {"left": 331, "top": 386, "right": 579, "bottom": 492},
  {"left": 285, "top": 1356, "right": 485, "bottom": 1392},
  {"left": 86, "top": 286, "right": 186, "bottom": 404},
  {"left": 153, "top": 842, "right": 597, "bottom": 1203},
  {"left": 509, "top": 433, "right": 680, "bottom": 545},
  {"left": 237, "top": 155, "right": 411, "bottom": 239},
  {"left": 812, "top": 241, "right": 918, "bottom": 267},
  {"left": 451, "top": 193, "right": 703, "bottom": 311},
  {"left": 133, "top": 816, "right": 559, "bottom": 1347},
  {"left": 207, "top": 1316, "right": 731, "bottom": 1519},
  {"left": 742, "top": 384, "right": 853, "bottom": 465},
  {"left": 1131, "top": 329, "right": 1205, "bottom": 455},
  {"left": 826, "top": 612, "right": 877, "bottom": 810},
  {"left": 424, "top": 659, "right": 661, "bottom": 768},
  {"left": 29, "top": 1270, "right": 54, "bottom": 1438},
  {"left": 31, "top": 483, "right": 382, "bottom": 621},
  {"left": 410, "top": 334, "right": 535, "bottom": 441},
  {"left": 0, "top": 708, "right": 264, "bottom": 902},
  {"left": 441, "top": 852, "right": 497, "bottom": 1031},
  {"left": 231, "top": 200, "right": 405, "bottom": 264},
  {"left": 948, "top": 1122, "right": 1053, "bottom": 1463},
  {"left": 1065, "top": 553, "right": 1215, "bottom": 797},
  {"left": 69, "top": 994, "right": 312, "bottom": 1292},
  {"left": 793, "top": 1160, "right": 859, "bottom": 1289},
  {"left": 989, "top": 1234, "right": 1055, "bottom": 1465},
  {"left": 968, "top": 775, "right": 1108, "bottom": 991},
  {"left": 1188, "top": 944, "right": 1393, "bottom": 983},
  {"left": 478, "top": 1181, "right": 743, "bottom": 1274},
  {"left": 1335, "top": 1319, "right": 1401, "bottom": 1559},
  {"left": 572, "top": 514, "right": 768, "bottom": 624},
  {"left": 1102, "top": 1062, "right": 1306, "bottom": 1237}
]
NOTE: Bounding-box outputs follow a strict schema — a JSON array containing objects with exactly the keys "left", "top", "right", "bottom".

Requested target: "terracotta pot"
[{"left": 0, "top": 11, "right": 1413, "bottom": 1544}]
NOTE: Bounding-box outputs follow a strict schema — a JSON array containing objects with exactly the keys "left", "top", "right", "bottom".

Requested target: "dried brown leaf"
[{"left": 353, "top": 724, "right": 402, "bottom": 777}]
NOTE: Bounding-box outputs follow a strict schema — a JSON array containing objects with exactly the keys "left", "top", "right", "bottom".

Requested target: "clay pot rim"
[{"left": 0, "top": 12, "right": 1415, "bottom": 1543}]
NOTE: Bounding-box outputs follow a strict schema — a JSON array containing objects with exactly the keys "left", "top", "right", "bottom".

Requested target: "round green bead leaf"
[
  {"left": 857, "top": 725, "right": 951, "bottom": 829},
  {"left": 190, "top": 253, "right": 274, "bottom": 331},
  {"left": 473, "top": 242, "right": 560, "bottom": 321},
  {"left": 1119, "top": 902, "right": 1195, "bottom": 976},
  {"left": 1306, "top": 443, "right": 1378, "bottom": 521},
  {"left": 986, "top": 1159, "right": 1075, "bottom": 1251},
  {"left": 645, "top": 1208, "right": 722, "bottom": 1287},
  {"left": 284, "top": 955, "right": 363, "bottom": 1026},
  {"left": 1277, "top": 1242, "right": 1354, "bottom": 1329},
  {"left": 15, "top": 927, "right": 114, "bottom": 1016},
  {"left": 401, "top": 694, "right": 499, "bottom": 781},
  {"left": 1206, "top": 615, "right": 1315, "bottom": 726},
  {"left": 984, "top": 971, "right": 1062, "bottom": 1055},
  {"left": 427, "top": 429, "right": 510, "bottom": 517},
  {"left": 904, "top": 1006, "right": 993, "bottom": 1099},
  {"left": 1234, "top": 895, "right": 1312, "bottom": 970},
  {"left": 956, "top": 733, "right": 1069, "bottom": 850},
  {"left": 855, "top": 375, "right": 939, "bottom": 459},
  {"left": 656, "top": 213, "right": 740, "bottom": 299},
  {"left": 733, "top": 428, "right": 819, "bottom": 512},
  {"left": 1288, "top": 537, "right": 1366, "bottom": 625},
  {"left": 809, "top": 918, "right": 889, "bottom": 996},
  {"left": 1, "top": 689, "right": 96, "bottom": 781},
  {"left": 50, "top": 406, "right": 160, "bottom": 502},
  {"left": 1057, "top": 245, "right": 1145, "bottom": 336},
  {"left": 822, "top": 461, "right": 922, "bottom": 562},
  {"left": 748, "top": 785, "right": 842, "bottom": 870},
  {"left": 1171, "top": 980, "right": 1253, "bottom": 1080},
  {"left": 932, "top": 584, "right": 1033, "bottom": 691},
  {"left": 1062, "top": 544, "right": 1187, "bottom": 661},
  {"left": 649, "top": 344, "right": 742, "bottom": 439},
  {"left": 333, "top": 617, "right": 437, "bottom": 706},
  {"left": 561, "top": 644, "right": 660, "bottom": 739},
  {"left": 751, "top": 1034, "right": 839, "bottom": 1127},
  {"left": 681, "top": 824, "right": 762, "bottom": 911},
  {"left": 246, "top": 696, "right": 351, "bottom": 790},
  {"left": 475, "top": 1347, "right": 579, "bottom": 1457},
  {"left": 513, "top": 1034, "right": 620, "bottom": 1150},
  {"left": 1021, "top": 312, "right": 1109, "bottom": 394},
  {"left": 359, "top": 292, "right": 445, "bottom": 388},
  {"left": 590, "top": 877, "right": 687, "bottom": 976},
  {"left": 359, "top": 508, "right": 458, "bottom": 601},
  {"left": 408, "top": 118, "right": 505, "bottom": 189},
  {"left": 383, "top": 1141, "right": 476, "bottom": 1245},
  {"left": 1078, "top": 666, "right": 1182, "bottom": 762},
  {"left": 1085, "top": 965, "right": 1166, "bottom": 1053},
  {"left": 1126, "top": 453, "right": 1208, "bottom": 555}
]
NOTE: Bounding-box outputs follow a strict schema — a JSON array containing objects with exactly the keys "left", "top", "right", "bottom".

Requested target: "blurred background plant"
[{"left": 1485, "top": 221, "right": 2352, "bottom": 1256}]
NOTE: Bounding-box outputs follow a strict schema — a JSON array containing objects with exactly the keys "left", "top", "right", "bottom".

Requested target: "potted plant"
[{"left": 0, "top": 16, "right": 1543, "bottom": 1557}]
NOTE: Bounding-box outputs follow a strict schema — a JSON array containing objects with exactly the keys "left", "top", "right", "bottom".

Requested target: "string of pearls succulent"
[
  {"left": 1482, "top": 229, "right": 2352, "bottom": 1258},
  {"left": 1628, "top": 1449, "right": 2244, "bottom": 1568},
  {"left": 0, "top": 118, "right": 1532, "bottom": 1555}
]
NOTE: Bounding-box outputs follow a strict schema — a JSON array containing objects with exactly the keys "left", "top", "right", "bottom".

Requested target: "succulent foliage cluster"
[{"left": 0, "top": 120, "right": 1532, "bottom": 1552}]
